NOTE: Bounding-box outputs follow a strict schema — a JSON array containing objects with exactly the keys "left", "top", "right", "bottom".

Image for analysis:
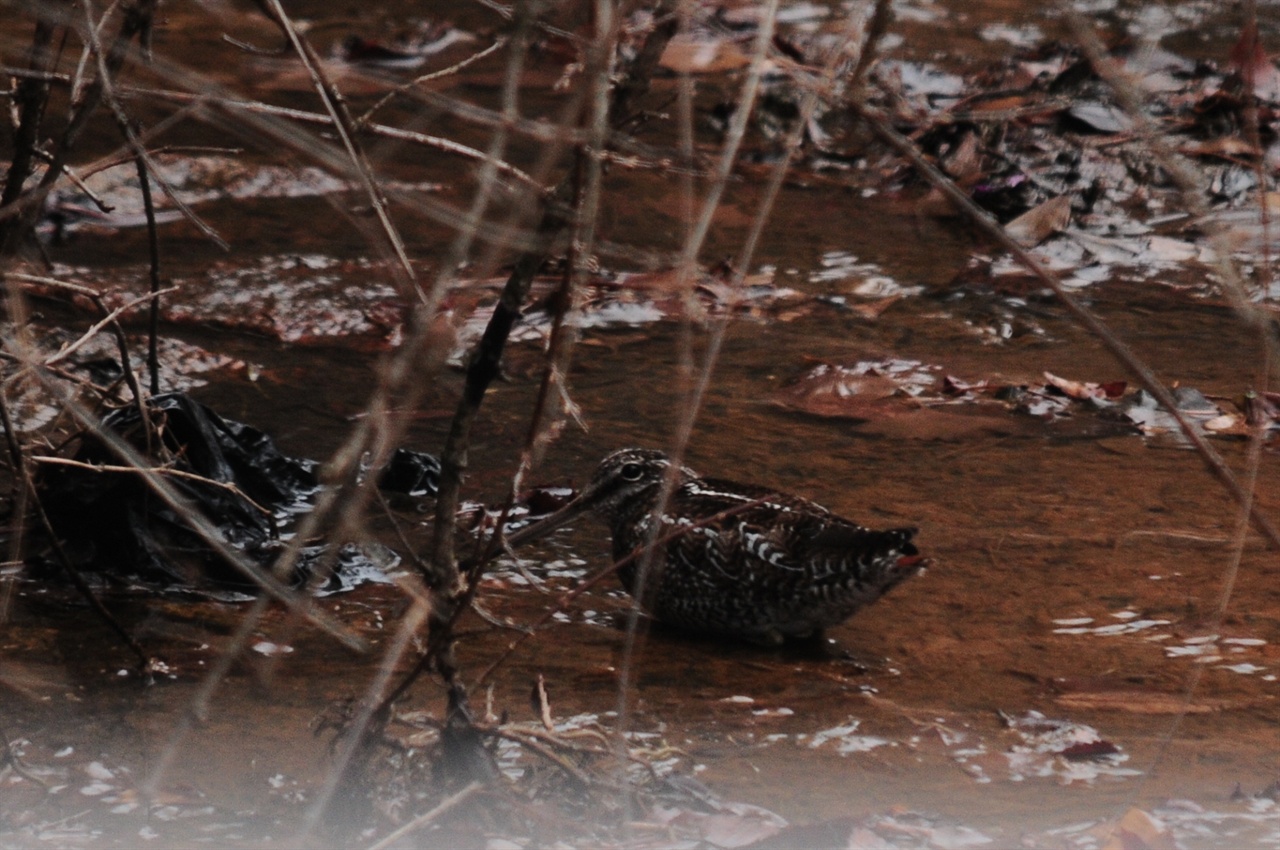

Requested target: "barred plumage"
[{"left": 508, "top": 448, "right": 927, "bottom": 645}]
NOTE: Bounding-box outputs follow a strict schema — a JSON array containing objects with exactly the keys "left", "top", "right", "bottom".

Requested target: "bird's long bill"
[{"left": 502, "top": 487, "right": 597, "bottom": 549}]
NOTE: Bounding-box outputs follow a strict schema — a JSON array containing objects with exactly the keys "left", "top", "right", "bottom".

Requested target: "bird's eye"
[{"left": 620, "top": 463, "right": 644, "bottom": 481}]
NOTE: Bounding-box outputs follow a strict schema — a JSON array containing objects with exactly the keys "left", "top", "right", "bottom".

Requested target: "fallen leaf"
[
  {"left": 1006, "top": 195, "right": 1072, "bottom": 247},
  {"left": 1067, "top": 101, "right": 1134, "bottom": 133},
  {"left": 660, "top": 34, "right": 751, "bottom": 74},
  {"left": 847, "top": 295, "right": 903, "bottom": 320},
  {"left": 1099, "top": 808, "right": 1178, "bottom": 850},
  {"left": 1059, "top": 740, "right": 1120, "bottom": 760},
  {"left": 941, "top": 131, "right": 984, "bottom": 184},
  {"left": 1043, "top": 370, "right": 1106, "bottom": 400},
  {"left": 1178, "top": 136, "right": 1261, "bottom": 159}
]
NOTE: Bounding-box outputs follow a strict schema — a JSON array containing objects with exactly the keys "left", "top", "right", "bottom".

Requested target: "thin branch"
[
  {"left": 29, "top": 455, "right": 276, "bottom": 517},
  {"left": 255, "top": 0, "right": 419, "bottom": 300},
  {"left": 135, "top": 153, "right": 162, "bottom": 395},
  {"left": 362, "top": 782, "right": 483, "bottom": 850},
  {"left": 356, "top": 36, "right": 509, "bottom": 128},
  {"left": 42, "top": 285, "right": 179, "bottom": 366},
  {"left": 0, "top": 18, "right": 57, "bottom": 254}
]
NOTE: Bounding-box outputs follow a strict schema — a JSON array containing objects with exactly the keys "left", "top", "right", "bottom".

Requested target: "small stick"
[
  {"left": 362, "top": 782, "right": 483, "bottom": 850},
  {"left": 254, "top": 0, "right": 418, "bottom": 299},
  {"left": 356, "top": 37, "right": 509, "bottom": 127},
  {"left": 29, "top": 455, "right": 276, "bottom": 517},
  {"left": 42, "top": 285, "right": 179, "bottom": 366}
]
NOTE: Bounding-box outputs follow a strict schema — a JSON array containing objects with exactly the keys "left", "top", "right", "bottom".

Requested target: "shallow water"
[{"left": 5, "top": 0, "right": 1280, "bottom": 847}]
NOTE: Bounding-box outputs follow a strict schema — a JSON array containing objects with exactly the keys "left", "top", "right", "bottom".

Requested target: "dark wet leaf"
[
  {"left": 1059, "top": 740, "right": 1120, "bottom": 760},
  {"left": 522, "top": 485, "right": 575, "bottom": 516}
]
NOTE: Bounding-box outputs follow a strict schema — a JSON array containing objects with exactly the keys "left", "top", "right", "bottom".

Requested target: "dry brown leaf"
[
  {"left": 1179, "top": 136, "right": 1261, "bottom": 159},
  {"left": 941, "top": 131, "right": 984, "bottom": 185},
  {"left": 1043, "top": 370, "right": 1105, "bottom": 400},
  {"left": 1006, "top": 195, "right": 1072, "bottom": 247},
  {"left": 1098, "top": 808, "right": 1178, "bottom": 850},
  {"left": 848, "top": 295, "right": 903, "bottom": 320},
  {"left": 659, "top": 34, "right": 751, "bottom": 74},
  {"left": 964, "top": 93, "right": 1038, "bottom": 113}
]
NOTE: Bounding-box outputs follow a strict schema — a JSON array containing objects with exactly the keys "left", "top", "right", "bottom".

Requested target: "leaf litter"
[{"left": 772, "top": 357, "right": 1274, "bottom": 445}]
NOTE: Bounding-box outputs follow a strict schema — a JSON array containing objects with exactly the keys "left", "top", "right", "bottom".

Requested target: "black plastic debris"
[
  {"left": 378, "top": 447, "right": 441, "bottom": 498},
  {"left": 36, "top": 392, "right": 435, "bottom": 593}
]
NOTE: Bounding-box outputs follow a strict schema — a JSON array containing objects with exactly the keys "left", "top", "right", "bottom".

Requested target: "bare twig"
[
  {"left": 357, "top": 6, "right": 681, "bottom": 758},
  {"left": 135, "top": 153, "right": 162, "bottom": 395},
  {"left": 29, "top": 455, "right": 276, "bottom": 517},
  {"left": 29, "top": 149, "right": 115, "bottom": 212},
  {"left": 77, "top": 0, "right": 230, "bottom": 252},
  {"left": 356, "top": 36, "right": 509, "bottom": 128},
  {"left": 254, "top": 0, "right": 419, "bottom": 300},
  {"left": 115, "top": 86, "right": 542, "bottom": 189},
  {"left": 610, "top": 0, "right": 780, "bottom": 809},
  {"left": 362, "top": 781, "right": 484, "bottom": 850},
  {"left": 41, "top": 285, "right": 179, "bottom": 366}
]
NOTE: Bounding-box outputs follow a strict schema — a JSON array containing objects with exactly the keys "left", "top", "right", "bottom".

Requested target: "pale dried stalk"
[
  {"left": 1062, "top": 7, "right": 1277, "bottom": 835},
  {"left": 612, "top": 0, "right": 782, "bottom": 801},
  {"left": 361, "top": 782, "right": 484, "bottom": 850}
]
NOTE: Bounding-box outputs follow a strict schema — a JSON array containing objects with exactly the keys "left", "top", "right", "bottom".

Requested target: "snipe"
[{"left": 507, "top": 448, "right": 927, "bottom": 645}]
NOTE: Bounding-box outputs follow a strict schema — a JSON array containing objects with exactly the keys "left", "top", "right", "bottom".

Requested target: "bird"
[{"left": 505, "top": 448, "right": 927, "bottom": 645}]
